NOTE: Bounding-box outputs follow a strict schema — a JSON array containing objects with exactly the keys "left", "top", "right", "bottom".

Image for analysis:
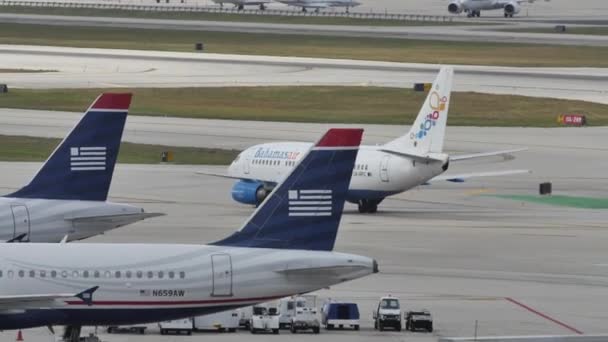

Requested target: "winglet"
[
  {"left": 75, "top": 286, "right": 99, "bottom": 306},
  {"left": 6, "top": 93, "right": 132, "bottom": 201},
  {"left": 212, "top": 128, "right": 363, "bottom": 251}
]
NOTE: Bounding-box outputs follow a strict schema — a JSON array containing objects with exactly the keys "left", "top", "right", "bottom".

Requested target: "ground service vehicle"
[
  {"left": 405, "top": 310, "right": 433, "bottom": 332},
  {"left": 373, "top": 296, "right": 402, "bottom": 331},
  {"left": 158, "top": 318, "right": 193, "bottom": 335},
  {"left": 250, "top": 306, "right": 280, "bottom": 334},
  {"left": 106, "top": 325, "right": 146, "bottom": 334},
  {"left": 322, "top": 301, "right": 360, "bottom": 330},
  {"left": 290, "top": 306, "right": 320, "bottom": 334},
  {"left": 278, "top": 296, "right": 308, "bottom": 328},
  {"left": 193, "top": 310, "right": 239, "bottom": 332}
]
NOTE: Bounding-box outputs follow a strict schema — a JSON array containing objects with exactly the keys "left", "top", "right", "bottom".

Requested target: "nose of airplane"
[{"left": 373, "top": 259, "right": 379, "bottom": 273}]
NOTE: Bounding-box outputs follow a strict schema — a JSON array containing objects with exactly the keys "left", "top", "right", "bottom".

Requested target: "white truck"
[
  {"left": 158, "top": 318, "right": 193, "bottom": 335},
  {"left": 278, "top": 295, "right": 316, "bottom": 329},
  {"left": 250, "top": 305, "right": 280, "bottom": 334},
  {"left": 193, "top": 310, "right": 239, "bottom": 332},
  {"left": 290, "top": 306, "right": 320, "bottom": 334},
  {"left": 373, "top": 296, "right": 402, "bottom": 331}
]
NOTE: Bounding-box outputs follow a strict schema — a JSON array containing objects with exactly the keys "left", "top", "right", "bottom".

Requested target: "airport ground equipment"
[
  {"left": 278, "top": 295, "right": 316, "bottom": 328},
  {"left": 106, "top": 325, "right": 146, "bottom": 334},
  {"left": 322, "top": 301, "right": 360, "bottom": 330},
  {"left": 238, "top": 306, "right": 253, "bottom": 329},
  {"left": 373, "top": 296, "right": 402, "bottom": 331},
  {"left": 250, "top": 305, "right": 280, "bottom": 334},
  {"left": 290, "top": 306, "right": 320, "bottom": 334},
  {"left": 405, "top": 309, "right": 433, "bottom": 332},
  {"left": 193, "top": 310, "right": 239, "bottom": 332},
  {"left": 158, "top": 318, "right": 193, "bottom": 335}
]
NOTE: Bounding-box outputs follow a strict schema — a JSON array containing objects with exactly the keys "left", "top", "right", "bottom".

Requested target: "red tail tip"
[
  {"left": 91, "top": 93, "right": 132, "bottom": 110},
  {"left": 315, "top": 128, "right": 363, "bottom": 147}
]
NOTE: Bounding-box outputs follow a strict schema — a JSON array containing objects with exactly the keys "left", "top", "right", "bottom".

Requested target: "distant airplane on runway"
[
  {"left": 0, "top": 93, "right": 162, "bottom": 243},
  {"left": 207, "top": 67, "right": 529, "bottom": 213},
  {"left": 277, "top": 0, "right": 361, "bottom": 13},
  {"left": 212, "top": 0, "right": 271, "bottom": 10},
  {"left": 448, "top": 0, "right": 547, "bottom": 18},
  {"left": 0, "top": 128, "right": 376, "bottom": 342}
]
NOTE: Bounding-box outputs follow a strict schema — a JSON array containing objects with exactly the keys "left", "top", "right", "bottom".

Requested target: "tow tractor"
[
  {"left": 250, "top": 305, "right": 280, "bottom": 334},
  {"left": 405, "top": 309, "right": 434, "bottom": 332}
]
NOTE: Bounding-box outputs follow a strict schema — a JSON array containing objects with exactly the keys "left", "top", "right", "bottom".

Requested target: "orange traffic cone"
[{"left": 16, "top": 330, "right": 23, "bottom": 341}]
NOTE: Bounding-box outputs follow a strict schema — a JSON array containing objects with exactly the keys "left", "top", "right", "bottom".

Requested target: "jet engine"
[
  {"left": 448, "top": 0, "right": 464, "bottom": 14},
  {"left": 504, "top": 1, "right": 520, "bottom": 17},
  {"left": 231, "top": 180, "right": 270, "bottom": 205}
]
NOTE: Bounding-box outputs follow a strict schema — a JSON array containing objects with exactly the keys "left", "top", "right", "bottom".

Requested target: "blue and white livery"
[{"left": 216, "top": 67, "right": 529, "bottom": 213}]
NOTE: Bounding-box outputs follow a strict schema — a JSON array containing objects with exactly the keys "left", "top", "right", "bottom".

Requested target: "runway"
[
  {"left": 2, "top": 45, "right": 607, "bottom": 104},
  {"left": 2, "top": 13, "right": 608, "bottom": 46},
  {"left": 0, "top": 122, "right": 606, "bottom": 340}
]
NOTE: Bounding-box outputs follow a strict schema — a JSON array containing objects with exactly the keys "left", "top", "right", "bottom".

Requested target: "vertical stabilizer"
[
  {"left": 7, "top": 93, "right": 132, "bottom": 201},
  {"left": 213, "top": 128, "right": 363, "bottom": 251},
  {"left": 384, "top": 67, "right": 453, "bottom": 155}
]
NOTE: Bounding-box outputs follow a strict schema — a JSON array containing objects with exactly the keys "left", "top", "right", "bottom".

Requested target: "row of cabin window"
[
  {"left": 0, "top": 269, "right": 186, "bottom": 280},
  {"left": 355, "top": 164, "right": 369, "bottom": 171},
  {"left": 253, "top": 159, "right": 297, "bottom": 167}
]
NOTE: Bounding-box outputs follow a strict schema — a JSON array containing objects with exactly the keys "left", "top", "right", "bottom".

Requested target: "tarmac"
[
  {"left": 1, "top": 45, "right": 607, "bottom": 103},
  {"left": 0, "top": 124, "right": 606, "bottom": 341}
]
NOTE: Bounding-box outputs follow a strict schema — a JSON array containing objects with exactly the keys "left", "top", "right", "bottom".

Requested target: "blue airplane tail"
[
  {"left": 7, "top": 93, "right": 132, "bottom": 201},
  {"left": 213, "top": 128, "right": 363, "bottom": 251}
]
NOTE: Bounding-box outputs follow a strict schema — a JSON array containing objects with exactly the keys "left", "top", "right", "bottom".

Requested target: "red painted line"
[
  {"left": 505, "top": 297, "right": 583, "bottom": 335},
  {"left": 66, "top": 294, "right": 284, "bottom": 306}
]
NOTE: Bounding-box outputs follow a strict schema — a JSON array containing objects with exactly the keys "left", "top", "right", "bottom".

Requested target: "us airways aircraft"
[
  {"left": 448, "top": 0, "right": 541, "bottom": 18},
  {"left": 217, "top": 67, "right": 528, "bottom": 213},
  {"left": 0, "top": 129, "right": 376, "bottom": 342},
  {"left": 0, "top": 93, "right": 161, "bottom": 243}
]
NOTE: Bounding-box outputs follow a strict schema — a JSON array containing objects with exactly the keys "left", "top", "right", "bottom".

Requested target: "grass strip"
[
  {"left": 0, "top": 135, "right": 239, "bottom": 165},
  {"left": 1, "top": 87, "right": 607, "bottom": 126}
]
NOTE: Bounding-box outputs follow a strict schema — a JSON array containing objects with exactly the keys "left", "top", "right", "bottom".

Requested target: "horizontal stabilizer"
[
  {"left": 276, "top": 265, "right": 369, "bottom": 277},
  {"left": 0, "top": 286, "right": 98, "bottom": 309},
  {"left": 450, "top": 148, "right": 528, "bottom": 162},
  {"left": 431, "top": 169, "right": 531, "bottom": 182},
  {"left": 65, "top": 212, "right": 164, "bottom": 223},
  {"left": 379, "top": 149, "right": 446, "bottom": 163}
]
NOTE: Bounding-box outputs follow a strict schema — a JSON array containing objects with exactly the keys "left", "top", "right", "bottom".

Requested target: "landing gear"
[
  {"left": 358, "top": 199, "right": 382, "bottom": 213},
  {"left": 467, "top": 10, "right": 480, "bottom": 17},
  {"left": 62, "top": 326, "right": 81, "bottom": 342},
  {"left": 237, "top": 4, "right": 244, "bottom": 10},
  {"left": 259, "top": 3, "right": 266, "bottom": 10},
  {"left": 504, "top": 12, "right": 513, "bottom": 18}
]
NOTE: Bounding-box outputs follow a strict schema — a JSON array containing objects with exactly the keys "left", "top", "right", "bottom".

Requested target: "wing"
[
  {"left": 65, "top": 212, "right": 164, "bottom": 225},
  {"left": 450, "top": 148, "right": 527, "bottom": 162},
  {"left": 431, "top": 169, "right": 531, "bottom": 183},
  {"left": 196, "top": 171, "right": 278, "bottom": 185},
  {"left": 0, "top": 286, "right": 98, "bottom": 311}
]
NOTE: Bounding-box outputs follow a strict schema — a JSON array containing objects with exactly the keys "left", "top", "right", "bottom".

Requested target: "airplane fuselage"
[
  {"left": 0, "top": 197, "right": 146, "bottom": 242},
  {"left": 0, "top": 243, "right": 375, "bottom": 330},
  {"left": 229, "top": 142, "right": 448, "bottom": 203}
]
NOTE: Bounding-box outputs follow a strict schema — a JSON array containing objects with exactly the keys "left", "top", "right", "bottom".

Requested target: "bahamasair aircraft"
[
  {"left": 0, "top": 93, "right": 161, "bottom": 243},
  {"left": 448, "top": 0, "right": 541, "bottom": 18},
  {"left": 0, "top": 128, "right": 376, "bottom": 342},
  {"left": 218, "top": 67, "right": 528, "bottom": 213}
]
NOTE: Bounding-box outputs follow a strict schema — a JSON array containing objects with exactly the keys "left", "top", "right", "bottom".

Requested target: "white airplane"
[
  {"left": 212, "top": 0, "right": 271, "bottom": 10},
  {"left": 218, "top": 67, "right": 529, "bottom": 213},
  {"left": 448, "top": 0, "right": 541, "bottom": 18},
  {"left": 277, "top": 0, "right": 361, "bottom": 12},
  {"left": 0, "top": 93, "right": 162, "bottom": 243},
  {"left": 0, "top": 128, "right": 376, "bottom": 342}
]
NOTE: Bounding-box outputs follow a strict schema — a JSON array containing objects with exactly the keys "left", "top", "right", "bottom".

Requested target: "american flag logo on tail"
[
  {"left": 70, "top": 146, "right": 107, "bottom": 171},
  {"left": 288, "top": 189, "right": 333, "bottom": 217}
]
